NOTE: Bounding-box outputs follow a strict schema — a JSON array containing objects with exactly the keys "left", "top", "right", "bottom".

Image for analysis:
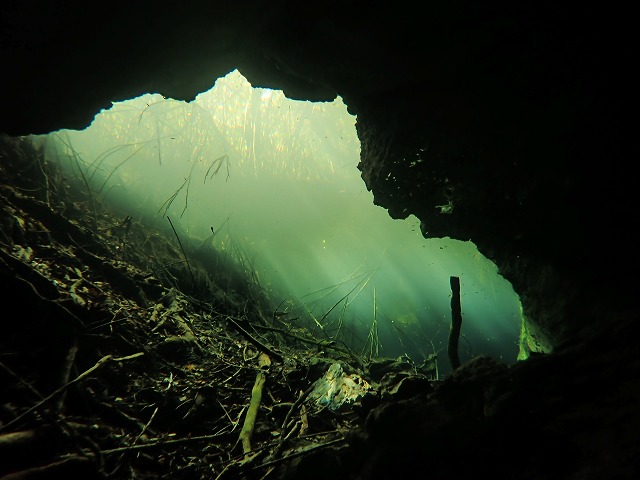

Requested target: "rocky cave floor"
[
  {"left": 2, "top": 135, "right": 640, "bottom": 480},
  {"left": 0, "top": 135, "right": 440, "bottom": 479}
]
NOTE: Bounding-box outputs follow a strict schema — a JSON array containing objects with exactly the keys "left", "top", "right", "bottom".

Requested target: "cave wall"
[{"left": 1, "top": 1, "right": 635, "bottom": 350}]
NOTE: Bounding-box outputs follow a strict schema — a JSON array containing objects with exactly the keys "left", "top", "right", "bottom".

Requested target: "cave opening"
[{"left": 30, "top": 69, "right": 523, "bottom": 375}]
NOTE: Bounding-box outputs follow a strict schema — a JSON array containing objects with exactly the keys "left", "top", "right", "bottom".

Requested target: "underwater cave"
[
  {"left": 0, "top": 3, "right": 638, "bottom": 479},
  {"left": 30, "top": 69, "right": 524, "bottom": 373}
]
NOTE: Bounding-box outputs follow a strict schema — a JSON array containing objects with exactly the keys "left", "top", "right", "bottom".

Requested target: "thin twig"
[
  {"left": 1, "top": 353, "right": 143, "bottom": 432},
  {"left": 56, "top": 340, "right": 78, "bottom": 412},
  {"left": 167, "top": 216, "right": 196, "bottom": 287},
  {"left": 226, "top": 317, "right": 283, "bottom": 362},
  {"left": 273, "top": 384, "right": 315, "bottom": 458},
  {"left": 101, "top": 432, "right": 229, "bottom": 454}
]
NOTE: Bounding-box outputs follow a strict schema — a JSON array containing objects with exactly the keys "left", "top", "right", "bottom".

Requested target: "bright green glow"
[{"left": 39, "top": 70, "right": 523, "bottom": 373}]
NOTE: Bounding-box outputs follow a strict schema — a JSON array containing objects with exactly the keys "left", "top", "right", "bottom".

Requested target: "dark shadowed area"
[{"left": 0, "top": 2, "right": 637, "bottom": 479}]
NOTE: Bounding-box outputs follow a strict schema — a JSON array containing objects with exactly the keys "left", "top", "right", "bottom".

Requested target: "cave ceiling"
[{"left": 0, "top": 2, "right": 635, "bottom": 345}]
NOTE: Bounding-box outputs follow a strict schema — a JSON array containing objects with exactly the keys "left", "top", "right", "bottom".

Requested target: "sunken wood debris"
[{"left": 0, "top": 136, "right": 437, "bottom": 479}]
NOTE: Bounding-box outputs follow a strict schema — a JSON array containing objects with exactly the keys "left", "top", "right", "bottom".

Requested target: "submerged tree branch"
[{"left": 448, "top": 276, "right": 462, "bottom": 370}]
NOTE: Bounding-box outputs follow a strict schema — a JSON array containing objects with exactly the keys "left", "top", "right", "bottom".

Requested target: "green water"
[{"left": 35, "top": 69, "right": 523, "bottom": 374}]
